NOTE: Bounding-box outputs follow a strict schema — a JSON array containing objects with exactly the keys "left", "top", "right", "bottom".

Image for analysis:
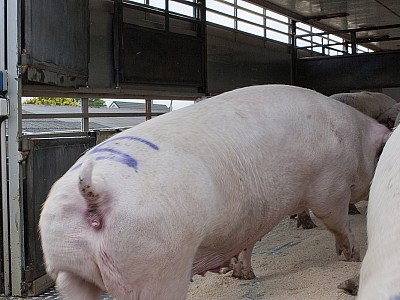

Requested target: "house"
[{"left": 109, "top": 101, "right": 170, "bottom": 112}]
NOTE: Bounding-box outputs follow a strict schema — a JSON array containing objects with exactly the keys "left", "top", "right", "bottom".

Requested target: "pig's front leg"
[
  {"left": 230, "top": 242, "right": 256, "bottom": 280},
  {"left": 313, "top": 198, "right": 360, "bottom": 262},
  {"left": 57, "top": 272, "right": 103, "bottom": 300}
]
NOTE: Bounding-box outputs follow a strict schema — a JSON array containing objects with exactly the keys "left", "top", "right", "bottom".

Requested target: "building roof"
[
  {"left": 21, "top": 104, "right": 151, "bottom": 133},
  {"left": 109, "top": 101, "right": 169, "bottom": 112}
]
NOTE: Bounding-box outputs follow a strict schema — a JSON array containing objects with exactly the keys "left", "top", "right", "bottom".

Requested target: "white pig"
[
  {"left": 377, "top": 103, "right": 400, "bottom": 129},
  {"left": 39, "top": 85, "right": 390, "bottom": 300},
  {"left": 294, "top": 92, "right": 397, "bottom": 231},
  {"left": 357, "top": 126, "right": 400, "bottom": 300},
  {"left": 330, "top": 91, "right": 397, "bottom": 121}
]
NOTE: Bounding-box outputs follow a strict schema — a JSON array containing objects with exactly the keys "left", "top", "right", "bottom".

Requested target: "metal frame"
[
  {"left": 0, "top": 0, "right": 9, "bottom": 296},
  {"left": 6, "top": 0, "right": 24, "bottom": 296},
  {"left": 206, "top": 0, "right": 291, "bottom": 43}
]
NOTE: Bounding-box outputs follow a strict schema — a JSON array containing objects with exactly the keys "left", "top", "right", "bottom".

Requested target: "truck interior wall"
[
  {"left": 88, "top": 0, "right": 114, "bottom": 89},
  {"left": 87, "top": 1, "right": 292, "bottom": 96},
  {"left": 206, "top": 26, "right": 292, "bottom": 95},
  {"left": 296, "top": 51, "right": 400, "bottom": 96}
]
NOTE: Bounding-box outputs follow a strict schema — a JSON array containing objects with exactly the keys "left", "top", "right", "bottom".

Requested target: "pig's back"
[{"left": 108, "top": 85, "right": 376, "bottom": 226}]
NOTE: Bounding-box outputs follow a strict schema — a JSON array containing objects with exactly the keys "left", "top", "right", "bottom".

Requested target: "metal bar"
[
  {"left": 165, "top": 0, "right": 169, "bottom": 32},
  {"left": 1, "top": 119, "right": 10, "bottom": 296},
  {"left": 22, "top": 85, "right": 204, "bottom": 100},
  {"left": 81, "top": 98, "right": 89, "bottom": 131},
  {"left": 7, "top": 0, "right": 24, "bottom": 296},
  {"left": 227, "top": 0, "right": 290, "bottom": 26},
  {"left": 122, "top": 1, "right": 202, "bottom": 24},
  {"left": 145, "top": 99, "right": 152, "bottom": 121},
  {"left": 199, "top": 0, "right": 208, "bottom": 94},
  {"left": 234, "top": 0, "right": 238, "bottom": 30},
  {"left": 0, "top": 0, "right": 5, "bottom": 69},
  {"left": 0, "top": 0, "right": 9, "bottom": 295},
  {"left": 290, "top": 20, "right": 297, "bottom": 85},
  {"left": 207, "top": 8, "right": 290, "bottom": 37},
  {"left": 113, "top": 0, "right": 123, "bottom": 87},
  {"left": 296, "top": 23, "right": 400, "bottom": 38},
  {"left": 172, "top": 0, "right": 201, "bottom": 8},
  {"left": 296, "top": 43, "right": 348, "bottom": 54},
  {"left": 351, "top": 31, "right": 357, "bottom": 54},
  {"left": 22, "top": 112, "right": 165, "bottom": 119},
  {"left": 123, "top": 1, "right": 165, "bottom": 15},
  {"left": 357, "top": 36, "right": 400, "bottom": 43}
]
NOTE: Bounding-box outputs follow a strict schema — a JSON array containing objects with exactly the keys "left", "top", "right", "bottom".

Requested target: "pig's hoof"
[
  {"left": 337, "top": 243, "right": 361, "bottom": 262},
  {"left": 229, "top": 258, "right": 256, "bottom": 280},
  {"left": 241, "top": 269, "right": 256, "bottom": 280},
  {"left": 337, "top": 274, "right": 359, "bottom": 296},
  {"left": 348, "top": 203, "right": 361, "bottom": 215},
  {"left": 296, "top": 214, "right": 317, "bottom": 229},
  {"left": 232, "top": 268, "right": 255, "bottom": 280}
]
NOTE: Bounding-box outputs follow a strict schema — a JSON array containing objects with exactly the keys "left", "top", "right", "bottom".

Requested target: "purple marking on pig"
[
  {"left": 390, "top": 295, "right": 400, "bottom": 300},
  {"left": 69, "top": 136, "right": 158, "bottom": 172},
  {"left": 92, "top": 148, "right": 138, "bottom": 170},
  {"left": 88, "top": 136, "right": 160, "bottom": 154}
]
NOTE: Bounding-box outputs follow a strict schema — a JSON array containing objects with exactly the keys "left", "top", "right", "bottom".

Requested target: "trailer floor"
[{"left": 2, "top": 202, "right": 367, "bottom": 300}]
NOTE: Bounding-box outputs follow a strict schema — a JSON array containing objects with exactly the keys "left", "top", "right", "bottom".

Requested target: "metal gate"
[{"left": 21, "top": 134, "right": 96, "bottom": 295}]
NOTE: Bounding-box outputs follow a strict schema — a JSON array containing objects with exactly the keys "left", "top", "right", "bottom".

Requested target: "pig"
[
  {"left": 294, "top": 91, "right": 397, "bottom": 230},
  {"left": 396, "top": 112, "right": 400, "bottom": 128},
  {"left": 39, "top": 85, "right": 390, "bottom": 299},
  {"left": 330, "top": 92, "right": 397, "bottom": 216},
  {"left": 357, "top": 126, "right": 400, "bottom": 299},
  {"left": 330, "top": 91, "right": 397, "bottom": 121},
  {"left": 377, "top": 102, "right": 400, "bottom": 129}
]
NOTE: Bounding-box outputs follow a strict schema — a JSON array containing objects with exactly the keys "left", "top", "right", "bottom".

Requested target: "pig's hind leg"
[
  {"left": 56, "top": 271, "right": 103, "bottom": 300},
  {"left": 230, "top": 242, "right": 256, "bottom": 279},
  {"left": 311, "top": 197, "right": 360, "bottom": 262}
]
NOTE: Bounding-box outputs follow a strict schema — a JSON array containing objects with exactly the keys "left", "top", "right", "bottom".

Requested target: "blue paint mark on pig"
[{"left": 69, "top": 135, "right": 159, "bottom": 172}]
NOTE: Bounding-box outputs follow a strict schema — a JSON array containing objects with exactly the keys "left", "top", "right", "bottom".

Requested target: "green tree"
[
  {"left": 88, "top": 98, "right": 106, "bottom": 108},
  {"left": 24, "top": 97, "right": 80, "bottom": 106}
]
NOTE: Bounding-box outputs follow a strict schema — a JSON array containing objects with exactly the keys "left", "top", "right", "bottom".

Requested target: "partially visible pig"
[
  {"left": 357, "top": 126, "right": 400, "bottom": 300},
  {"left": 294, "top": 91, "right": 397, "bottom": 230},
  {"left": 377, "top": 102, "right": 400, "bottom": 129},
  {"left": 396, "top": 112, "right": 400, "bottom": 128},
  {"left": 330, "top": 91, "right": 397, "bottom": 121},
  {"left": 39, "top": 85, "right": 390, "bottom": 299}
]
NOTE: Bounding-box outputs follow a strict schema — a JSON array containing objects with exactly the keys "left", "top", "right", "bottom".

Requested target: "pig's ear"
[{"left": 78, "top": 159, "right": 102, "bottom": 211}]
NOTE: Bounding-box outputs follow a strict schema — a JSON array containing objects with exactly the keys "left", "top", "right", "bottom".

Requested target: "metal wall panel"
[
  {"left": 22, "top": 135, "right": 96, "bottom": 285},
  {"left": 296, "top": 51, "right": 400, "bottom": 95},
  {"left": 207, "top": 26, "right": 292, "bottom": 95},
  {"left": 121, "top": 24, "right": 204, "bottom": 88},
  {"left": 88, "top": 0, "right": 114, "bottom": 89},
  {"left": 22, "top": 0, "right": 89, "bottom": 87}
]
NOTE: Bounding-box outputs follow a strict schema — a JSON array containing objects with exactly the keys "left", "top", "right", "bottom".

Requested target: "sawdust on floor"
[{"left": 187, "top": 202, "right": 367, "bottom": 300}]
